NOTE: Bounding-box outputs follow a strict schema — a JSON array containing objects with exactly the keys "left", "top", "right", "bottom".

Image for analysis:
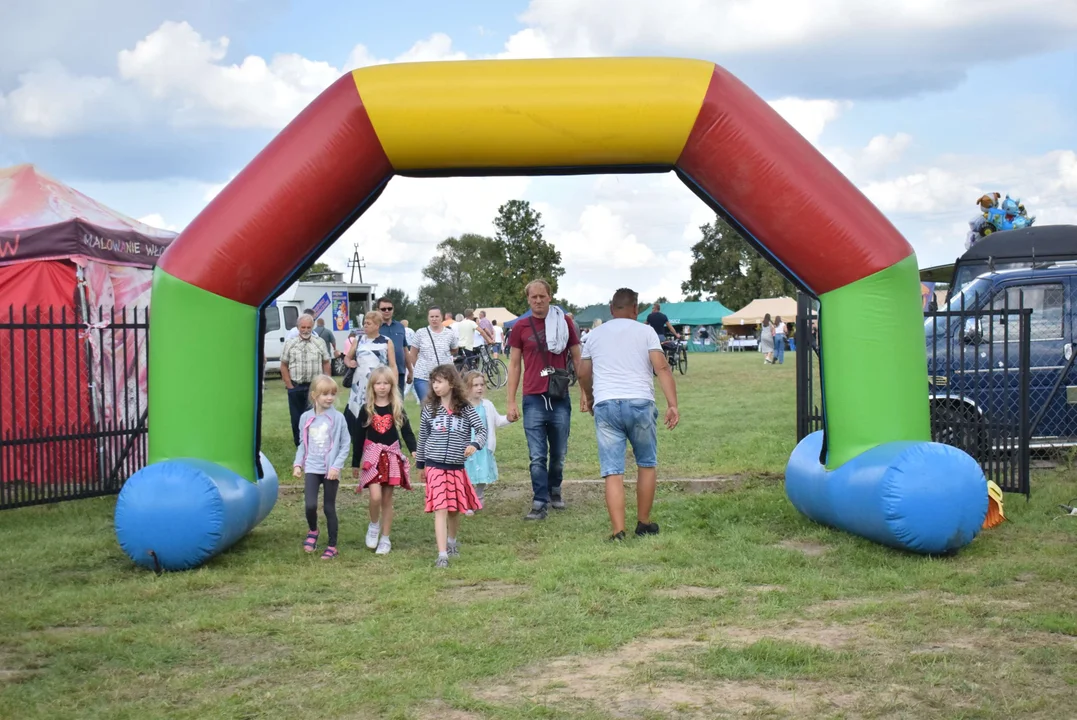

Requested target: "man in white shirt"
[
  {"left": 490, "top": 320, "right": 504, "bottom": 358},
  {"left": 455, "top": 309, "right": 480, "bottom": 365},
  {"left": 577, "top": 287, "right": 679, "bottom": 542}
]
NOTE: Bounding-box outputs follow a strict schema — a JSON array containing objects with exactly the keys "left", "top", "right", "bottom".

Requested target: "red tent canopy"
[
  {"left": 0, "top": 163, "right": 175, "bottom": 270},
  {"left": 0, "top": 165, "right": 177, "bottom": 493}
]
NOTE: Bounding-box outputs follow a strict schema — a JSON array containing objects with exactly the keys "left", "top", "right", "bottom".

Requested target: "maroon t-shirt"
[{"left": 509, "top": 315, "right": 580, "bottom": 396}]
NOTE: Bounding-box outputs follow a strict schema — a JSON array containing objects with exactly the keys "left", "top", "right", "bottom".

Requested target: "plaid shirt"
[{"left": 280, "top": 335, "right": 330, "bottom": 384}]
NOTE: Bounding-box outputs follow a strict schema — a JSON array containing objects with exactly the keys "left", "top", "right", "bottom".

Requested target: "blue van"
[{"left": 924, "top": 225, "right": 1077, "bottom": 449}]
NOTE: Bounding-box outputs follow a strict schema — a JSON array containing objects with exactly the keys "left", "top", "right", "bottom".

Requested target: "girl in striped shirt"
[{"left": 415, "top": 364, "right": 487, "bottom": 568}]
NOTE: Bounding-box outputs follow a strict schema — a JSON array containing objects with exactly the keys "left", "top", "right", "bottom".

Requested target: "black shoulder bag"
[{"left": 528, "top": 316, "right": 570, "bottom": 400}]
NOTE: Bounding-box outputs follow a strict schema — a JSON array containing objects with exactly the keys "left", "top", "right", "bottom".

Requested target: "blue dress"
[{"left": 465, "top": 402, "right": 499, "bottom": 485}]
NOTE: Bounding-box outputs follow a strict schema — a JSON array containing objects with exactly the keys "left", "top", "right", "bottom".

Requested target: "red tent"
[{"left": 0, "top": 164, "right": 176, "bottom": 491}]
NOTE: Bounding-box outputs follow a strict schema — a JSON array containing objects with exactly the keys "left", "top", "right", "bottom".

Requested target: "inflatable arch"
[{"left": 115, "top": 58, "right": 987, "bottom": 570}]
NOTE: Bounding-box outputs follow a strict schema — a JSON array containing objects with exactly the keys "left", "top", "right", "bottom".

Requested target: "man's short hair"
[
  {"left": 479, "top": 310, "right": 486, "bottom": 317},
  {"left": 303, "top": 308, "right": 315, "bottom": 316},
  {"left": 377, "top": 296, "right": 392, "bottom": 306},
  {"left": 524, "top": 279, "right": 553, "bottom": 297},
  {"left": 652, "top": 302, "right": 661, "bottom": 311},
  {"left": 612, "top": 288, "right": 639, "bottom": 310},
  {"left": 316, "top": 318, "right": 325, "bottom": 325},
  {"left": 427, "top": 306, "right": 442, "bottom": 316},
  {"left": 464, "top": 308, "right": 475, "bottom": 318}
]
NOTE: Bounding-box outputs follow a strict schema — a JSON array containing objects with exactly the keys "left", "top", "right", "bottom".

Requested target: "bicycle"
[
  {"left": 454, "top": 344, "right": 508, "bottom": 389},
  {"left": 662, "top": 338, "right": 688, "bottom": 375}
]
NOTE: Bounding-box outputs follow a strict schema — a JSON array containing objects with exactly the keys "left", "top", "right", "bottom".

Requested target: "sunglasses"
[{"left": 379, "top": 307, "right": 393, "bottom": 311}]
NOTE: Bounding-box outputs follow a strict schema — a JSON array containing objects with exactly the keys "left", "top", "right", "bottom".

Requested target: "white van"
[
  {"left": 261, "top": 279, "right": 378, "bottom": 374},
  {"left": 262, "top": 301, "right": 303, "bottom": 374}
]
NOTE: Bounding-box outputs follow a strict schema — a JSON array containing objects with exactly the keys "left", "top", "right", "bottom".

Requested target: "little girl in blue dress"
[{"left": 461, "top": 371, "right": 513, "bottom": 511}]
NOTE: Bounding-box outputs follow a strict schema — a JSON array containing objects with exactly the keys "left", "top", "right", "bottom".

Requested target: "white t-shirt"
[
  {"left": 580, "top": 318, "right": 662, "bottom": 405},
  {"left": 493, "top": 326, "right": 504, "bottom": 344},
  {"left": 414, "top": 326, "right": 458, "bottom": 380},
  {"left": 455, "top": 319, "right": 478, "bottom": 350},
  {"left": 775, "top": 322, "right": 787, "bottom": 335}
]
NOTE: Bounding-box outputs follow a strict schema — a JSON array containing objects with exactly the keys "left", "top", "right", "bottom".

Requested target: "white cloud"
[
  {"left": 346, "top": 32, "right": 467, "bottom": 70},
  {"left": 0, "top": 23, "right": 474, "bottom": 138},
  {"left": 766, "top": 98, "right": 849, "bottom": 145},
  {"left": 0, "top": 61, "right": 139, "bottom": 137},
  {"left": 307, "top": 174, "right": 532, "bottom": 295},
  {"left": 136, "top": 213, "right": 178, "bottom": 232},
  {"left": 860, "top": 149, "right": 1077, "bottom": 266},
  {"left": 517, "top": 0, "right": 1077, "bottom": 98}
]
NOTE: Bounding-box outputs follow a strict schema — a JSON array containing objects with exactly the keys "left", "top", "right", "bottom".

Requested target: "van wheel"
[{"left": 931, "top": 402, "right": 988, "bottom": 460}]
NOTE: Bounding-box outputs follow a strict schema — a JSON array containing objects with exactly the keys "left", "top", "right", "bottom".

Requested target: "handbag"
[
  {"left": 528, "top": 316, "right": 570, "bottom": 400},
  {"left": 341, "top": 365, "right": 356, "bottom": 389}
]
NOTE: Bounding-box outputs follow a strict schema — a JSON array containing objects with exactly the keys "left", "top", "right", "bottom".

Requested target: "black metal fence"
[
  {"left": 796, "top": 292, "right": 1040, "bottom": 496},
  {"left": 1, "top": 305, "right": 149, "bottom": 510}
]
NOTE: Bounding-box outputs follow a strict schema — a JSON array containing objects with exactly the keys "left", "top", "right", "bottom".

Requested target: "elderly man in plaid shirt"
[{"left": 281, "top": 314, "right": 331, "bottom": 445}]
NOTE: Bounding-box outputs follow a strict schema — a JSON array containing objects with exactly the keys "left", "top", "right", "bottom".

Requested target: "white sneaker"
[
  {"left": 375, "top": 537, "right": 391, "bottom": 555},
  {"left": 365, "top": 523, "right": 380, "bottom": 549}
]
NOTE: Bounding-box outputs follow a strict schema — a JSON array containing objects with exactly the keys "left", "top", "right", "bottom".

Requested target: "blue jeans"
[
  {"left": 523, "top": 394, "right": 572, "bottom": 505},
  {"left": 413, "top": 378, "right": 430, "bottom": 404},
  {"left": 774, "top": 334, "right": 785, "bottom": 364},
  {"left": 594, "top": 399, "right": 658, "bottom": 477}
]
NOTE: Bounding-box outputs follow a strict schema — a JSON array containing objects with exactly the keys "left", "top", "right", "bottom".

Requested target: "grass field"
[
  {"left": 2, "top": 352, "right": 1077, "bottom": 719},
  {"left": 259, "top": 349, "right": 801, "bottom": 483}
]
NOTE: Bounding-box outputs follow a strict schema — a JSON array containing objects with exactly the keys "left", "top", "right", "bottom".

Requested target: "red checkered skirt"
[
  {"left": 423, "top": 466, "right": 482, "bottom": 513},
  {"left": 359, "top": 441, "right": 411, "bottom": 490}
]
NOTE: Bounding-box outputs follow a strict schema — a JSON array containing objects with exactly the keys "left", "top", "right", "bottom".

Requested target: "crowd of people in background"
[{"left": 280, "top": 282, "right": 682, "bottom": 565}]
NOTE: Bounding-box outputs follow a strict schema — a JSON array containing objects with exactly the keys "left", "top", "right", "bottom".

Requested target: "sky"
[{"left": 2, "top": 0, "right": 1075, "bottom": 305}]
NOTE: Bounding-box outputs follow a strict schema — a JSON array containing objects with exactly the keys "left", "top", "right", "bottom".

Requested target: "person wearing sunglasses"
[{"left": 376, "top": 297, "right": 413, "bottom": 394}]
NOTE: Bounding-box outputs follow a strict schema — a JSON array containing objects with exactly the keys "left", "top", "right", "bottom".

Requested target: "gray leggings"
[{"left": 305, "top": 474, "right": 339, "bottom": 547}]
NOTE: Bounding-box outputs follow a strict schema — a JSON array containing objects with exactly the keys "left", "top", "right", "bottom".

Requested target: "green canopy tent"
[
  {"left": 574, "top": 303, "right": 613, "bottom": 326},
  {"left": 637, "top": 301, "right": 733, "bottom": 352}
]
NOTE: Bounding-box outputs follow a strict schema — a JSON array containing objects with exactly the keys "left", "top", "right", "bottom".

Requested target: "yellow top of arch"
[{"left": 351, "top": 58, "right": 714, "bottom": 171}]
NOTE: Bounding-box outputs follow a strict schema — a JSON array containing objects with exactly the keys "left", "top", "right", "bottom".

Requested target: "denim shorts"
[{"left": 594, "top": 399, "right": 658, "bottom": 477}]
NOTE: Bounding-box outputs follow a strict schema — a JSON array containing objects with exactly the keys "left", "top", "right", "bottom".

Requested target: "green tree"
[
  {"left": 380, "top": 287, "right": 422, "bottom": 328},
  {"left": 554, "top": 298, "right": 582, "bottom": 316},
  {"left": 680, "top": 216, "right": 795, "bottom": 311},
  {"left": 489, "top": 200, "right": 566, "bottom": 315},
  {"left": 301, "top": 261, "right": 336, "bottom": 281},
  {"left": 416, "top": 233, "right": 504, "bottom": 315}
]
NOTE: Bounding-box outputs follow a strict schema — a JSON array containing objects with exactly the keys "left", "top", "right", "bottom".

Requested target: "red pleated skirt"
[{"left": 424, "top": 466, "right": 482, "bottom": 513}]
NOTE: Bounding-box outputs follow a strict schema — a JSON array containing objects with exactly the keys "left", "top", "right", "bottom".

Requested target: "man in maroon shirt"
[{"left": 506, "top": 279, "right": 583, "bottom": 520}]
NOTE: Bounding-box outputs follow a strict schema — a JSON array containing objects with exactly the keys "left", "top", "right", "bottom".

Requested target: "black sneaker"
[
  {"left": 524, "top": 502, "right": 548, "bottom": 521},
  {"left": 608, "top": 531, "right": 626, "bottom": 542},
  {"left": 635, "top": 521, "right": 660, "bottom": 537},
  {"left": 550, "top": 495, "right": 566, "bottom": 510}
]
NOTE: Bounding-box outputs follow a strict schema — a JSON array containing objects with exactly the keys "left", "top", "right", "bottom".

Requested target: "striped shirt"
[
  {"left": 413, "top": 326, "right": 458, "bottom": 381},
  {"left": 415, "top": 403, "right": 487, "bottom": 469}
]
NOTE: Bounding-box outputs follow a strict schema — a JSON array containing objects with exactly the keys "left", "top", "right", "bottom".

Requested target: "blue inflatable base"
[
  {"left": 786, "top": 432, "right": 987, "bottom": 555},
  {"left": 115, "top": 454, "right": 279, "bottom": 571}
]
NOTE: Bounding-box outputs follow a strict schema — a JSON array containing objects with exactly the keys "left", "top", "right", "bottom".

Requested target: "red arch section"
[
  {"left": 675, "top": 67, "right": 911, "bottom": 295},
  {"left": 159, "top": 76, "right": 392, "bottom": 306}
]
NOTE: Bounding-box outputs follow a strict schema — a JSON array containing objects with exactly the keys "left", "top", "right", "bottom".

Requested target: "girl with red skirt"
[
  {"left": 351, "top": 366, "right": 416, "bottom": 555},
  {"left": 415, "top": 364, "right": 487, "bottom": 568}
]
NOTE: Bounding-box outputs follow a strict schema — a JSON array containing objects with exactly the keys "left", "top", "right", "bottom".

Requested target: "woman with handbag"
[
  {"left": 409, "top": 307, "right": 459, "bottom": 403},
  {"left": 343, "top": 311, "right": 397, "bottom": 433}
]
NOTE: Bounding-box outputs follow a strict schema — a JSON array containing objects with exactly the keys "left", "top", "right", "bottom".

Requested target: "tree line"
[{"left": 305, "top": 200, "right": 795, "bottom": 328}]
